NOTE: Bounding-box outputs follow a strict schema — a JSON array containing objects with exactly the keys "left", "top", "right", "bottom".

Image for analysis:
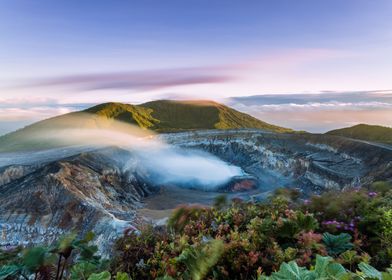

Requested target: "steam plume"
[{"left": 0, "top": 113, "right": 242, "bottom": 189}]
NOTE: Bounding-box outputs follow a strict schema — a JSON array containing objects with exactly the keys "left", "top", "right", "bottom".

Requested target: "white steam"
[
  {"left": 132, "top": 147, "right": 243, "bottom": 189},
  {"left": 2, "top": 113, "right": 243, "bottom": 189}
]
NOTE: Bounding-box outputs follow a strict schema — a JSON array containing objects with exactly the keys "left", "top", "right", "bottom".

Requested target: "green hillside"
[
  {"left": 84, "top": 100, "right": 292, "bottom": 132},
  {"left": 326, "top": 124, "right": 392, "bottom": 144},
  {"left": 0, "top": 100, "right": 292, "bottom": 151},
  {"left": 143, "top": 100, "right": 292, "bottom": 132}
]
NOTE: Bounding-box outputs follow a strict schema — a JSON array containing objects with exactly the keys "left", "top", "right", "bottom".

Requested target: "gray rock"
[{"left": 0, "top": 129, "right": 391, "bottom": 254}]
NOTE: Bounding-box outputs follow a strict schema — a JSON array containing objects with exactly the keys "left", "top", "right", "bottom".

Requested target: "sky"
[{"left": 0, "top": 0, "right": 391, "bottom": 134}]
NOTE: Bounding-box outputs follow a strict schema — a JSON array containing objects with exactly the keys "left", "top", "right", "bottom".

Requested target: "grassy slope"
[
  {"left": 0, "top": 100, "right": 292, "bottom": 151},
  {"left": 85, "top": 102, "right": 160, "bottom": 129},
  {"left": 85, "top": 100, "right": 293, "bottom": 132},
  {"left": 141, "top": 100, "right": 292, "bottom": 132},
  {"left": 326, "top": 124, "right": 392, "bottom": 144}
]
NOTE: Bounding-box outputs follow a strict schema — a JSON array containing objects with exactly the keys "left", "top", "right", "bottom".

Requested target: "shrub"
[{"left": 2, "top": 183, "right": 392, "bottom": 279}]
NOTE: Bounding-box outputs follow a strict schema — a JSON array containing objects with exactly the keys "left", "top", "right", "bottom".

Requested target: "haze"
[{"left": 0, "top": 113, "right": 243, "bottom": 188}]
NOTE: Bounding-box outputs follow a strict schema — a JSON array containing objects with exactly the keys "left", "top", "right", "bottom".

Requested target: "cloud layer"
[
  {"left": 24, "top": 67, "right": 234, "bottom": 92},
  {"left": 227, "top": 91, "right": 392, "bottom": 132},
  {"left": 228, "top": 91, "right": 392, "bottom": 108}
]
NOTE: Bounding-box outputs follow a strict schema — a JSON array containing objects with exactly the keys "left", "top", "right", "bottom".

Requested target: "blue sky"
[{"left": 0, "top": 0, "right": 391, "bottom": 133}]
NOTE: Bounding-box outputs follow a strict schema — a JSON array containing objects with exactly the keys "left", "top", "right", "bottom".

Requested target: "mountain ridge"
[
  {"left": 0, "top": 100, "right": 293, "bottom": 151},
  {"left": 326, "top": 123, "right": 392, "bottom": 144},
  {"left": 84, "top": 100, "right": 293, "bottom": 132}
]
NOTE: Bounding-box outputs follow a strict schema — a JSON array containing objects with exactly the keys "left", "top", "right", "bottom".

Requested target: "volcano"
[{"left": 0, "top": 101, "right": 391, "bottom": 254}]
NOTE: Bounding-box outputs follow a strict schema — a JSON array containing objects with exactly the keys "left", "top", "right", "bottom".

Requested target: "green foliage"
[
  {"left": 111, "top": 186, "right": 392, "bottom": 279},
  {"left": 371, "top": 181, "right": 392, "bottom": 195},
  {"left": 0, "top": 100, "right": 293, "bottom": 151},
  {"left": 358, "top": 263, "right": 382, "bottom": 280},
  {"left": 142, "top": 100, "right": 292, "bottom": 132},
  {"left": 323, "top": 233, "right": 354, "bottom": 256},
  {"left": 167, "top": 206, "right": 206, "bottom": 234},
  {"left": 176, "top": 239, "right": 224, "bottom": 280},
  {"left": 304, "top": 186, "right": 392, "bottom": 268},
  {"left": 0, "top": 232, "right": 106, "bottom": 280},
  {"left": 0, "top": 247, "right": 21, "bottom": 266},
  {"left": 3, "top": 185, "right": 392, "bottom": 279},
  {"left": 381, "top": 209, "right": 392, "bottom": 250},
  {"left": 296, "top": 212, "right": 319, "bottom": 232},
  {"left": 310, "top": 255, "right": 348, "bottom": 279},
  {"left": 326, "top": 123, "right": 392, "bottom": 144},
  {"left": 70, "top": 261, "right": 97, "bottom": 280},
  {"left": 87, "top": 271, "right": 111, "bottom": 280},
  {"left": 115, "top": 272, "right": 130, "bottom": 280},
  {"left": 260, "top": 255, "right": 349, "bottom": 280},
  {"left": 0, "top": 265, "right": 20, "bottom": 280},
  {"left": 23, "top": 246, "right": 46, "bottom": 271},
  {"left": 264, "top": 261, "right": 311, "bottom": 279},
  {"left": 277, "top": 212, "right": 318, "bottom": 242}
]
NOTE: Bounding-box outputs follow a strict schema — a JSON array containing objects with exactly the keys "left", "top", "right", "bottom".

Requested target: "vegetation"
[
  {"left": 326, "top": 124, "right": 392, "bottom": 144},
  {"left": 1, "top": 182, "right": 392, "bottom": 279},
  {"left": 0, "top": 232, "right": 109, "bottom": 280},
  {"left": 0, "top": 100, "right": 293, "bottom": 151},
  {"left": 141, "top": 100, "right": 292, "bottom": 132}
]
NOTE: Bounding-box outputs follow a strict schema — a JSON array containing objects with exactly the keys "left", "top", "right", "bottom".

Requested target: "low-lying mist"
[
  {"left": 132, "top": 147, "right": 243, "bottom": 189},
  {"left": 1, "top": 113, "right": 243, "bottom": 189}
]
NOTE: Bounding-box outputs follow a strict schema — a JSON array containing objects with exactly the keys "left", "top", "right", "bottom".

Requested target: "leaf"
[
  {"left": 116, "top": 272, "right": 130, "bottom": 280},
  {"left": 87, "top": 271, "right": 111, "bottom": 280},
  {"left": 322, "top": 233, "right": 354, "bottom": 256},
  {"left": 326, "top": 263, "right": 348, "bottom": 279},
  {"left": 78, "top": 244, "right": 100, "bottom": 262},
  {"left": 57, "top": 233, "right": 78, "bottom": 257},
  {"left": 278, "top": 220, "right": 300, "bottom": 240},
  {"left": 381, "top": 272, "right": 392, "bottom": 280},
  {"left": 70, "top": 261, "right": 97, "bottom": 280},
  {"left": 296, "top": 212, "right": 318, "bottom": 231},
  {"left": 0, "top": 265, "right": 20, "bottom": 280},
  {"left": 339, "top": 250, "right": 357, "bottom": 264},
  {"left": 358, "top": 262, "right": 382, "bottom": 280},
  {"left": 269, "top": 261, "right": 311, "bottom": 280},
  {"left": 313, "top": 255, "right": 333, "bottom": 278}
]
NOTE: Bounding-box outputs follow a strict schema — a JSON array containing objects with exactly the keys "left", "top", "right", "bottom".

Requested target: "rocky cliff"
[
  {"left": 0, "top": 148, "right": 154, "bottom": 254},
  {"left": 162, "top": 130, "right": 392, "bottom": 195},
  {"left": 0, "top": 129, "right": 391, "bottom": 254}
]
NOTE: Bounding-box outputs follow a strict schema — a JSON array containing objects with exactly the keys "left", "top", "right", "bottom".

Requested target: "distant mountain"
[
  {"left": 0, "top": 100, "right": 293, "bottom": 151},
  {"left": 326, "top": 124, "right": 392, "bottom": 144},
  {"left": 86, "top": 100, "right": 293, "bottom": 132}
]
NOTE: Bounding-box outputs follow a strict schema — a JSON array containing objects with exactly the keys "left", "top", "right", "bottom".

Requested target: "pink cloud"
[{"left": 22, "top": 67, "right": 235, "bottom": 92}]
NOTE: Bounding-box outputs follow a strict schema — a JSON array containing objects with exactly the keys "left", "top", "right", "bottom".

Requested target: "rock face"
[
  {"left": 0, "top": 129, "right": 391, "bottom": 254},
  {"left": 161, "top": 130, "right": 392, "bottom": 194},
  {"left": 0, "top": 148, "right": 154, "bottom": 254}
]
